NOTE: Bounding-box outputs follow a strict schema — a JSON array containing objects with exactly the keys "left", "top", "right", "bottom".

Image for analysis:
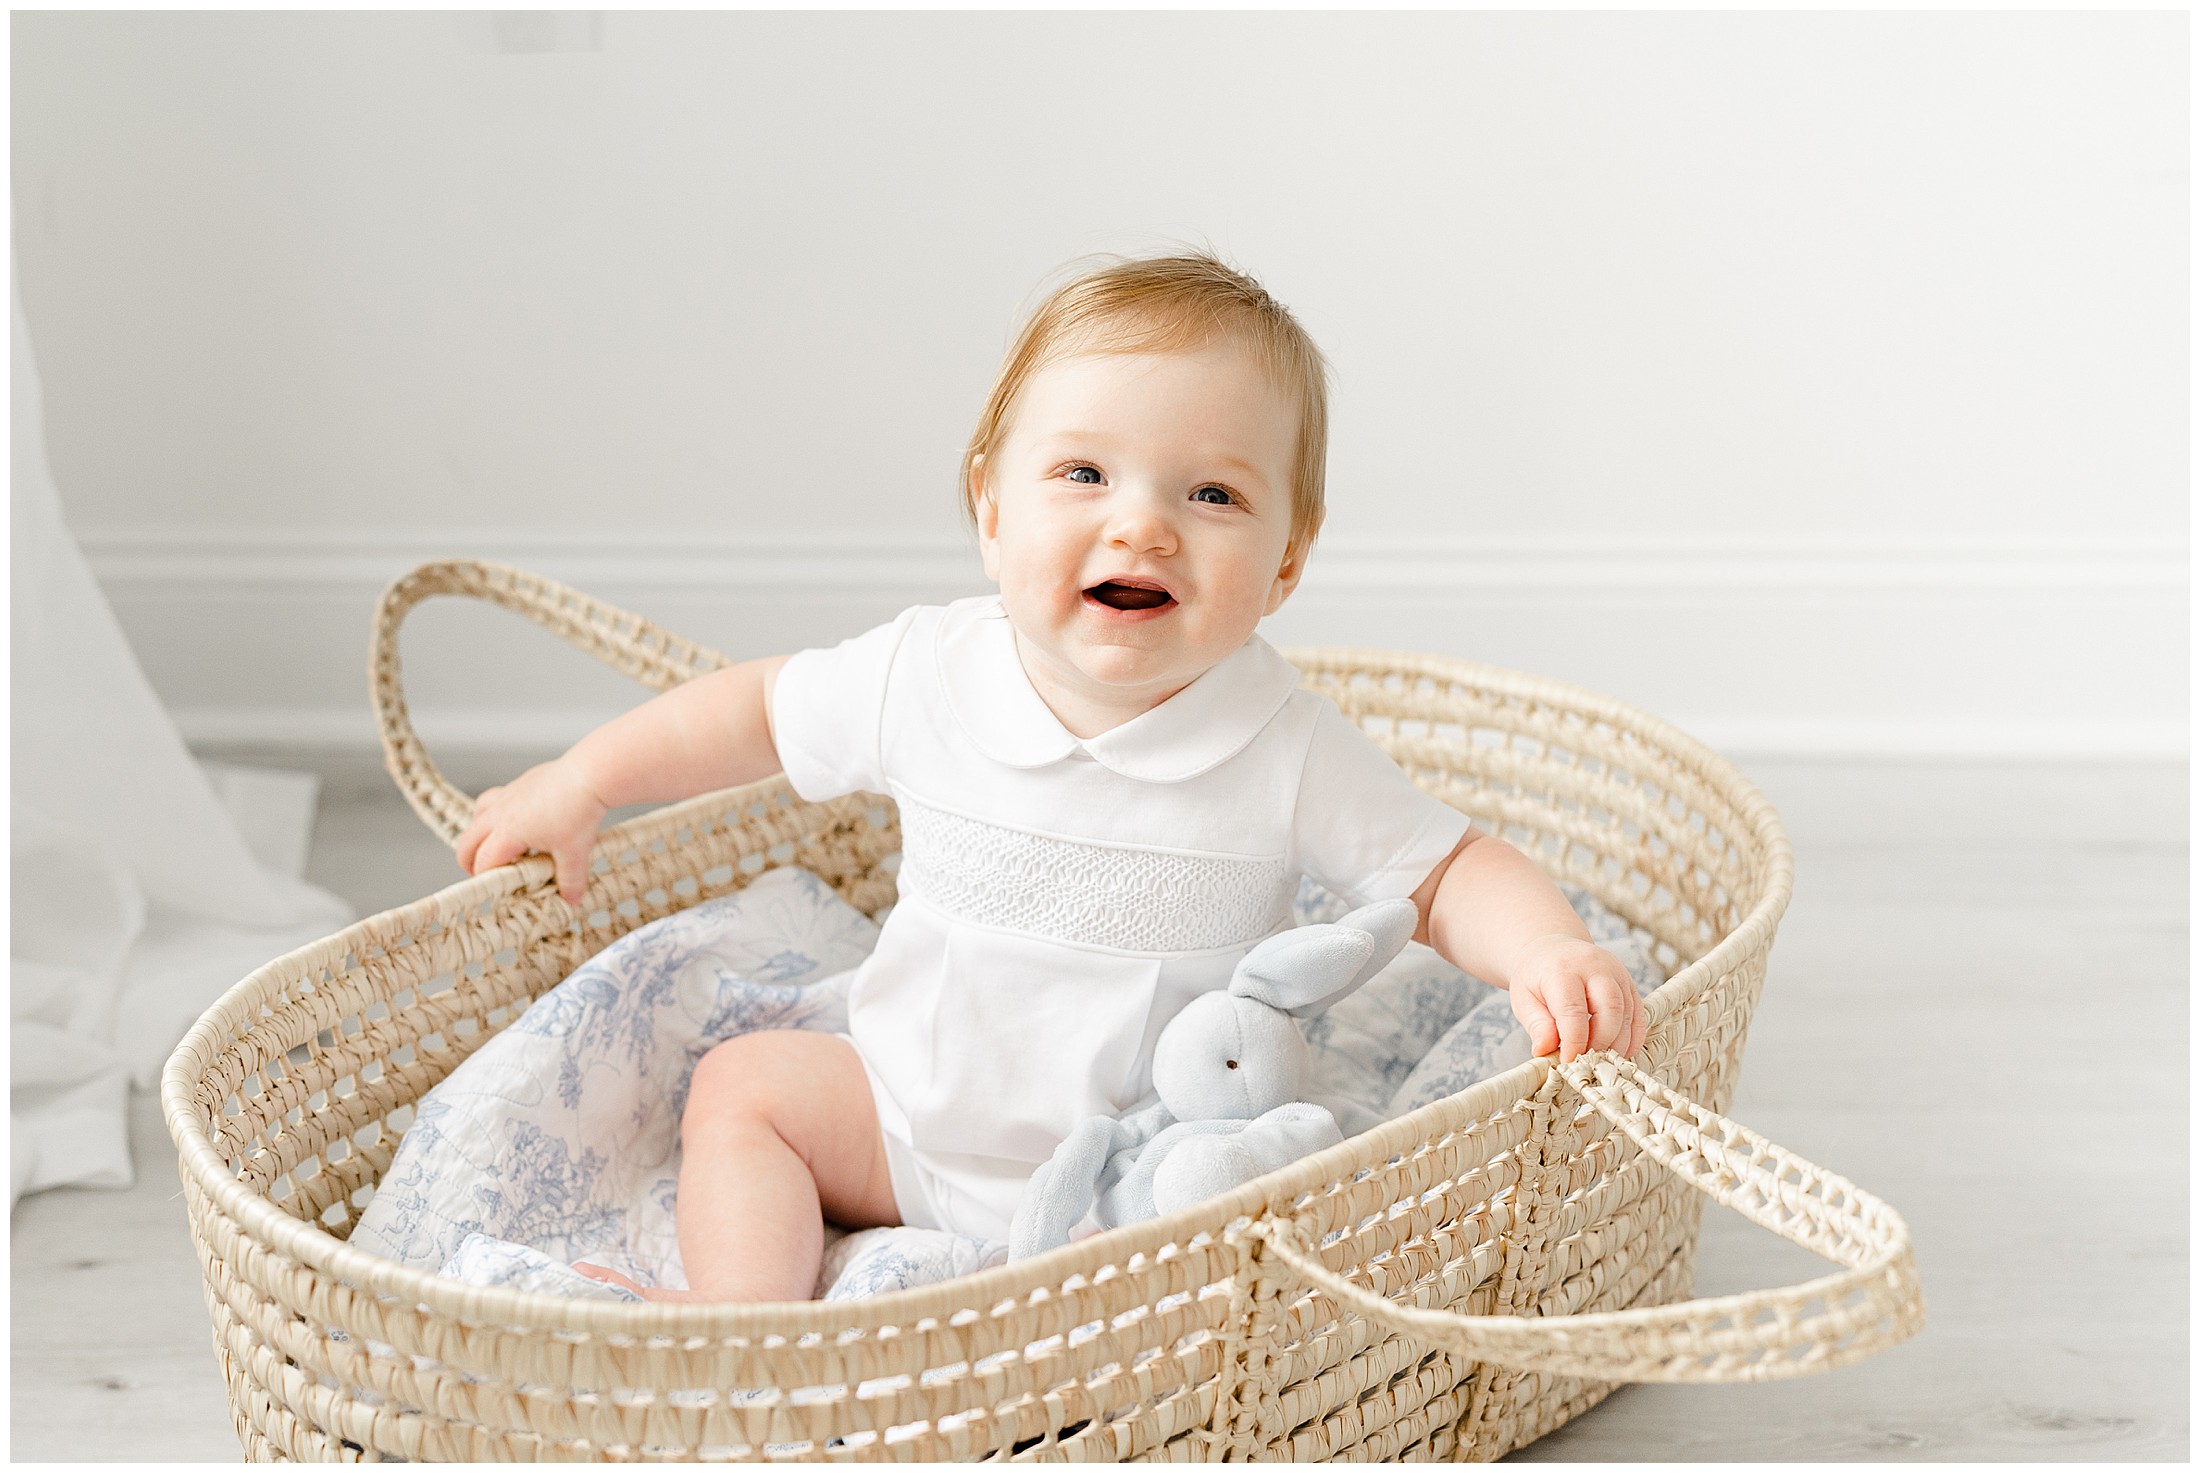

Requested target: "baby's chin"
[
  {"left": 1019, "top": 622, "right": 1204, "bottom": 695},
  {"left": 1066, "top": 627, "right": 1274, "bottom": 710},
  {"left": 1068, "top": 644, "right": 1203, "bottom": 692}
]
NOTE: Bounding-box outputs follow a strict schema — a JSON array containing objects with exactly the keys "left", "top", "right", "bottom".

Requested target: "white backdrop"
[
  {"left": 12, "top": 11, "right": 2186, "bottom": 760},
  {"left": 11, "top": 279, "right": 350, "bottom": 1200}
]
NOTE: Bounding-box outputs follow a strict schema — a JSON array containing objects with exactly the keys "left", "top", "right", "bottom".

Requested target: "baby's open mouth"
[{"left": 1084, "top": 580, "right": 1176, "bottom": 612}]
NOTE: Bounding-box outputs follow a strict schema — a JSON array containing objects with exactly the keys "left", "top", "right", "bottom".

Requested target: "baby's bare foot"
[
  {"left": 573, "top": 1262, "right": 786, "bottom": 1303},
  {"left": 570, "top": 1261, "right": 713, "bottom": 1301}
]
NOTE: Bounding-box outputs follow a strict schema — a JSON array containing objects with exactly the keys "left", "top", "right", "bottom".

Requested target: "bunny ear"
[
  {"left": 1231, "top": 927, "right": 1374, "bottom": 1016},
  {"left": 1335, "top": 897, "right": 1421, "bottom": 985},
  {"left": 1231, "top": 896, "right": 1421, "bottom": 1018},
  {"left": 1010, "top": 1115, "right": 1133, "bottom": 1260}
]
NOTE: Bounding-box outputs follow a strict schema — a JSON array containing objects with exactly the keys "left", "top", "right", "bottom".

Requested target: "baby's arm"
[
  {"left": 455, "top": 655, "right": 792, "bottom": 905},
  {"left": 1409, "top": 831, "right": 1647, "bottom": 1062}
]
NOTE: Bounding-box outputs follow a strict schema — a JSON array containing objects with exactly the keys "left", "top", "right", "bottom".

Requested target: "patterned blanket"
[{"left": 348, "top": 865, "right": 1661, "bottom": 1301}]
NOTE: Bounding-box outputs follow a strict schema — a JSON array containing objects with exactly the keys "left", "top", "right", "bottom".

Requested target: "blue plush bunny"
[{"left": 1008, "top": 897, "right": 1419, "bottom": 1260}]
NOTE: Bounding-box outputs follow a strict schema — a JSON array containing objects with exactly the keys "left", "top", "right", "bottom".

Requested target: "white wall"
[{"left": 14, "top": 11, "right": 2186, "bottom": 761}]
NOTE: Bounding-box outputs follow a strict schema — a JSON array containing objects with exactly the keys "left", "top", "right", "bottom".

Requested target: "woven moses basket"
[{"left": 164, "top": 561, "right": 1922, "bottom": 1462}]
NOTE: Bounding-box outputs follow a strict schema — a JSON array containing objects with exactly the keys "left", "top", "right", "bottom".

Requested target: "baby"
[{"left": 455, "top": 253, "right": 1646, "bottom": 1303}]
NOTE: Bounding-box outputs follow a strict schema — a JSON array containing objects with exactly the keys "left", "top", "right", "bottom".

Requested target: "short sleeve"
[
  {"left": 1291, "top": 699, "right": 1473, "bottom": 907},
  {"left": 769, "top": 606, "right": 922, "bottom": 802}
]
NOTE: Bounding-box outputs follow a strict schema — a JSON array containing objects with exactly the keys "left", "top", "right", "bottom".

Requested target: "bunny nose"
[{"left": 1226, "top": 1060, "right": 1239, "bottom": 1069}]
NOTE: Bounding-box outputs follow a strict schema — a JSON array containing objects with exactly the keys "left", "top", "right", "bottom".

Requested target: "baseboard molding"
[{"left": 84, "top": 527, "right": 2189, "bottom": 764}]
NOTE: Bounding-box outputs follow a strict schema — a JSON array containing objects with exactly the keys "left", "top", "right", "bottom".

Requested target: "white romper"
[{"left": 770, "top": 595, "right": 1471, "bottom": 1242}]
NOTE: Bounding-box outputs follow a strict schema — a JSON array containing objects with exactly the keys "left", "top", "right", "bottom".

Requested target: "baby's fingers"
[
  {"left": 455, "top": 786, "right": 509, "bottom": 873},
  {"left": 454, "top": 815, "right": 488, "bottom": 875},
  {"left": 1548, "top": 978, "right": 1592, "bottom": 1062},
  {"left": 455, "top": 826, "right": 481, "bottom": 875},
  {"left": 468, "top": 828, "right": 532, "bottom": 877},
  {"left": 1525, "top": 976, "right": 1593, "bottom": 1062},
  {"left": 551, "top": 835, "right": 596, "bottom": 909},
  {"left": 1511, "top": 986, "right": 1558, "bottom": 1059},
  {"left": 1586, "top": 971, "right": 1631, "bottom": 1054}
]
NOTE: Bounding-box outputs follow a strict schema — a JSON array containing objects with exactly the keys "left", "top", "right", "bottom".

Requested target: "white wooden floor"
[{"left": 11, "top": 756, "right": 2188, "bottom": 1462}]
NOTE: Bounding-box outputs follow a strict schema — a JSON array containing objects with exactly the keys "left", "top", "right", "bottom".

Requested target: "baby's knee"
[{"left": 684, "top": 1032, "right": 807, "bottom": 1131}]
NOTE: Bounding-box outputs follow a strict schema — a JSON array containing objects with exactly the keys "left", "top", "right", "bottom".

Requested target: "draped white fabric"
[{"left": 11, "top": 281, "right": 352, "bottom": 1203}]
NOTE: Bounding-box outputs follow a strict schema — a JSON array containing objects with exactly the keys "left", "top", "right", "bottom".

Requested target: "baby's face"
[{"left": 975, "top": 338, "right": 1303, "bottom": 728}]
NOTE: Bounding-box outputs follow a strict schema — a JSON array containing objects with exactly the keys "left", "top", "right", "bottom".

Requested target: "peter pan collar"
[{"left": 936, "top": 595, "right": 1302, "bottom": 784}]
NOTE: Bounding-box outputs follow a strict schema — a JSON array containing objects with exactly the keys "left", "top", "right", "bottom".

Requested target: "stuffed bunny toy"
[{"left": 1008, "top": 896, "right": 1419, "bottom": 1260}]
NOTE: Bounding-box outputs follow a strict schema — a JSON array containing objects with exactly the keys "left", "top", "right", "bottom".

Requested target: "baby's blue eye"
[
  {"left": 1066, "top": 466, "right": 1102, "bottom": 485},
  {"left": 1192, "top": 486, "right": 1234, "bottom": 505}
]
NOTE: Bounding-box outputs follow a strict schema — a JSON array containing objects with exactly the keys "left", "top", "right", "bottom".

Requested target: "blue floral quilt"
[{"left": 348, "top": 864, "right": 1661, "bottom": 1302}]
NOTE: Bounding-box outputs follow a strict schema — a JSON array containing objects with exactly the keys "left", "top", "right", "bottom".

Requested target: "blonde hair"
[{"left": 960, "top": 252, "right": 1331, "bottom": 566}]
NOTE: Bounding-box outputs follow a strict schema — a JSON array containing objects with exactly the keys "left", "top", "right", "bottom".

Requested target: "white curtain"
[{"left": 12, "top": 280, "right": 352, "bottom": 1203}]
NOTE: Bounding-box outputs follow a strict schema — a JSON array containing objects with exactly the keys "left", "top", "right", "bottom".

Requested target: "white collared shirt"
[{"left": 771, "top": 595, "right": 1470, "bottom": 1236}]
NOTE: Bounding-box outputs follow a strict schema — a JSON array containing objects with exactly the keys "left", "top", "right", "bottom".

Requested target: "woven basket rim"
[{"left": 163, "top": 650, "right": 1794, "bottom": 1339}]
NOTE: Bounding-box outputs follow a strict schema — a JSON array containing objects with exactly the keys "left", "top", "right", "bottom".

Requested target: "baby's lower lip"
[{"left": 1082, "top": 588, "right": 1178, "bottom": 622}]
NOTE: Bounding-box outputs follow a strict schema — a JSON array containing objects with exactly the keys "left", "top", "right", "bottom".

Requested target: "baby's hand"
[
  {"left": 453, "top": 756, "right": 609, "bottom": 907},
  {"left": 1505, "top": 935, "right": 1647, "bottom": 1063}
]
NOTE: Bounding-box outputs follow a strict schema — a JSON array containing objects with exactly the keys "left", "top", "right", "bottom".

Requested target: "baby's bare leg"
[{"left": 588, "top": 1030, "right": 897, "bottom": 1303}]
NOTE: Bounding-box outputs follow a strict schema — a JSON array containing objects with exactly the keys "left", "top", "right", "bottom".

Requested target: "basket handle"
[
  {"left": 1247, "top": 1053, "right": 1923, "bottom": 1383},
  {"left": 369, "top": 560, "right": 733, "bottom": 847}
]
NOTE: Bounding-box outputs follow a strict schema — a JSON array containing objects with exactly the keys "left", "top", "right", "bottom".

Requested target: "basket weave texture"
[{"left": 164, "top": 561, "right": 1921, "bottom": 1462}]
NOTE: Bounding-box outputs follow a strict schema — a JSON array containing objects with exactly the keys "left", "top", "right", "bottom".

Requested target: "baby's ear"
[
  {"left": 1263, "top": 537, "right": 1308, "bottom": 617},
  {"left": 971, "top": 458, "right": 1004, "bottom": 581},
  {"left": 1232, "top": 897, "right": 1420, "bottom": 1018}
]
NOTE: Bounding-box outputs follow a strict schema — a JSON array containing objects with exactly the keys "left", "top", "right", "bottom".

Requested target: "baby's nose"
[{"left": 1104, "top": 501, "right": 1177, "bottom": 553}]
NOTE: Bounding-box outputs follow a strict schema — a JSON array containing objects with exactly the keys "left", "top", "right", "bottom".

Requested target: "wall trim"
[
  {"left": 84, "top": 526, "right": 2187, "bottom": 763},
  {"left": 76, "top": 525, "right": 2187, "bottom": 594}
]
